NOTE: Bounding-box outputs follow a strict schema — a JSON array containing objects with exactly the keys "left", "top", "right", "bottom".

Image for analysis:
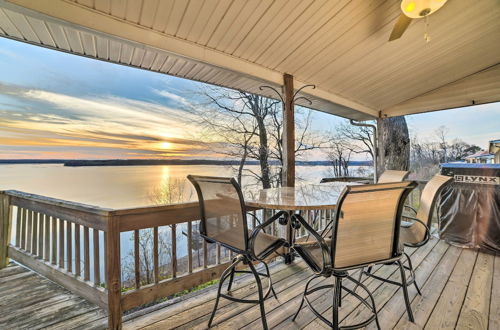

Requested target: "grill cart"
[{"left": 439, "top": 163, "right": 500, "bottom": 253}]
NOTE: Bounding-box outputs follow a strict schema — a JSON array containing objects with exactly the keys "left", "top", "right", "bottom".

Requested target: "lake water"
[
  {"left": 0, "top": 164, "right": 369, "bottom": 283},
  {"left": 0, "top": 164, "right": 361, "bottom": 208}
]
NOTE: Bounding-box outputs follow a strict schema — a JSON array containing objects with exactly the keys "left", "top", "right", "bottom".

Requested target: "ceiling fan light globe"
[{"left": 400, "top": 0, "right": 448, "bottom": 18}]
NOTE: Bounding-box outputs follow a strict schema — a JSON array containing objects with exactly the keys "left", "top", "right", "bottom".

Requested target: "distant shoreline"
[{"left": 0, "top": 159, "right": 371, "bottom": 167}]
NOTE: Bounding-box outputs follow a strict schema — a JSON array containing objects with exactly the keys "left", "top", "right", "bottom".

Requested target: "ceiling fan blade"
[{"left": 389, "top": 14, "right": 413, "bottom": 41}]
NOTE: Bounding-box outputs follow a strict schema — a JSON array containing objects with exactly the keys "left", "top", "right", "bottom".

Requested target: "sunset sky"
[{"left": 0, "top": 37, "right": 498, "bottom": 160}]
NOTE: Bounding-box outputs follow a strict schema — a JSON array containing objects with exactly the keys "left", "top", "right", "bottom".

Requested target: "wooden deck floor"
[
  {"left": 0, "top": 263, "right": 107, "bottom": 329},
  {"left": 125, "top": 238, "right": 499, "bottom": 330},
  {"left": 1, "top": 238, "right": 498, "bottom": 329}
]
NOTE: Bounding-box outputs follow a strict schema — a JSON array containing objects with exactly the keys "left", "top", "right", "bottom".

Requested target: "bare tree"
[
  {"left": 122, "top": 179, "right": 191, "bottom": 287},
  {"left": 326, "top": 133, "right": 354, "bottom": 177},
  {"left": 435, "top": 125, "right": 449, "bottom": 163},
  {"left": 193, "top": 86, "right": 326, "bottom": 188},
  {"left": 148, "top": 178, "right": 193, "bottom": 205},
  {"left": 338, "top": 121, "right": 375, "bottom": 160},
  {"left": 123, "top": 228, "right": 172, "bottom": 285}
]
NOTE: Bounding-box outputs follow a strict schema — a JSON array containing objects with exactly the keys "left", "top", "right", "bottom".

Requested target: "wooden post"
[
  {"left": 376, "top": 117, "right": 385, "bottom": 181},
  {"left": 106, "top": 215, "right": 122, "bottom": 329},
  {"left": 282, "top": 73, "right": 295, "bottom": 187},
  {"left": 0, "top": 193, "right": 12, "bottom": 269}
]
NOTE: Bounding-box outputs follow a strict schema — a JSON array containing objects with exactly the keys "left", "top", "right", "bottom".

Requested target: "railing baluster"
[
  {"left": 38, "top": 213, "right": 43, "bottom": 257},
  {"left": 187, "top": 221, "right": 192, "bottom": 274},
  {"left": 59, "top": 219, "right": 64, "bottom": 268},
  {"left": 134, "top": 229, "right": 140, "bottom": 289},
  {"left": 51, "top": 216, "right": 57, "bottom": 265},
  {"left": 103, "top": 233, "right": 107, "bottom": 281},
  {"left": 75, "top": 224, "right": 80, "bottom": 276},
  {"left": 44, "top": 215, "right": 49, "bottom": 261},
  {"left": 67, "top": 222, "right": 72, "bottom": 272},
  {"left": 252, "top": 210, "right": 256, "bottom": 229},
  {"left": 27, "top": 210, "right": 32, "bottom": 253},
  {"left": 171, "top": 224, "right": 177, "bottom": 278},
  {"left": 32, "top": 212, "right": 38, "bottom": 255},
  {"left": 203, "top": 240, "right": 208, "bottom": 268},
  {"left": 20, "top": 208, "right": 26, "bottom": 250},
  {"left": 15, "top": 207, "right": 21, "bottom": 247},
  {"left": 216, "top": 243, "right": 221, "bottom": 265},
  {"left": 321, "top": 209, "right": 325, "bottom": 230},
  {"left": 83, "top": 226, "right": 90, "bottom": 281},
  {"left": 93, "top": 228, "right": 100, "bottom": 285},
  {"left": 153, "top": 227, "right": 159, "bottom": 283}
]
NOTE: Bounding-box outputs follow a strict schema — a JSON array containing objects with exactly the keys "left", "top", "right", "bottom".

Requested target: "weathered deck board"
[
  {"left": 0, "top": 263, "right": 104, "bottom": 330},
  {"left": 489, "top": 253, "right": 500, "bottom": 330},
  {"left": 456, "top": 251, "right": 495, "bottom": 330},
  {"left": 0, "top": 241, "right": 497, "bottom": 330},
  {"left": 123, "top": 239, "right": 497, "bottom": 330},
  {"left": 423, "top": 248, "right": 478, "bottom": 329}
]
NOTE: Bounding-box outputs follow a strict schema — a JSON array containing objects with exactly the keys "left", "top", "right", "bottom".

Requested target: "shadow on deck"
[{"left": 1, "top": 238, "right": 498, "bottom": 329}]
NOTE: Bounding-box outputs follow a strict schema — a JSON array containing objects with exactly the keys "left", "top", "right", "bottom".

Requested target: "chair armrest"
[
  {"left": 401, "top": 215, "right": 431, "bottom": 247},
  {"left": 248, "top": 210, "right": 288, "bottom": 260},
  {"left": 291, "top": 214, "right": 331, "bottom": 275},
  {"left": 247, "top": 211, "right": 263, "bottom": 232},
  {"left": 403, "top": 205, "right": 418, "bottom": 215}
]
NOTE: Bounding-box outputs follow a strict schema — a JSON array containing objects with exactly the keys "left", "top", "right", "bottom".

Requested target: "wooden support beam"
[
  {"left": 282, "top": 73, "right": 295, "bottom": 187},
  {"left": 106, "top": 215, "right": 122, "bottom": 329},
  {"left": 0, "top": 193, "right": 12, "bottom": 269}
]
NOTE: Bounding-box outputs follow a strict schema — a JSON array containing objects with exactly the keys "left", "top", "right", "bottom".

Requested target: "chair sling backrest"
[
  {"left": 188, "top": 175, "right": 248, "bottom": 252},
  {"left": 412, "top": 174, "right": 453, "bottom": 242},
  {"left": 331, "top": 181, "right": 416, "bottom": 269},
  {"left": 378, "top": 170, "right": 410, "bottom": 183}
]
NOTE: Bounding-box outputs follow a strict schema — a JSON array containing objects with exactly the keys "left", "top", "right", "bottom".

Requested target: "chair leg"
[
  {"left": 332, "top": 277, "right": 342, "bottom": 330},
  {"left": 208, "top": 258, "right": 239, "bottom": 328},
  {"left": 262, "top": 260, "right": 278, "bottom": 301},
  {"left": 292, "top": 275, "right": 316, "bottom": 321},
  {"left": 338, "top": 283, "right": 342, "bottom": 308},
  {"left": 249, "top": 261, "right": 268, "bottom": 330},
  {"left": 364, "top": 281, "right": 381, "bottom": 330},
  {"left": 405, "top": 252, "right": 422, "bottom": 296},
  {"left": 347, "top": 274, "right": 380, "bottom": 330},
  {"left": 353, "top": 267, "right": 364, "bottom": 293},
  {"left": 397, "top": 260, "right": 415, "bottom": 322},
  {"left": 227, "top": 258, "right": 237, "bottom": 292}
]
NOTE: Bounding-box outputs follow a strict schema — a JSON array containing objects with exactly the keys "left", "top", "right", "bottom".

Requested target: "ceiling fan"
[{"left": 389, "top": 0, "right": 448, "bottom": 41}]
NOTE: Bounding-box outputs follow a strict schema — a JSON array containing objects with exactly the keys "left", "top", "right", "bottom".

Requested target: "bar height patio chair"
[
  {"left": 291, "top": 181, "right": 418, "bottom": 329},
  {"left": 187, "top": 175, "right": 288, "bottom": 330},
  {"left": 359, "top": 174, "right": 454, "bottom": 297},
  {"left": 377, "top": 170, "right": 410, "bottom": 183}
]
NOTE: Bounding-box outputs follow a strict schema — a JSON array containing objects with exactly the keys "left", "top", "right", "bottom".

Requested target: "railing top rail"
[
  {"left": 110, "top": 201, "right": 199, "bottom": 216},
  {"left": 2, "top": 190, "right": 113, "bottom": 215}
]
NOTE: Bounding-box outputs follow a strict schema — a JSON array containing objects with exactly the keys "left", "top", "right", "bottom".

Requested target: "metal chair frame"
[
  {"left": 187, "top": 175, "right": 288, "bottom": 330},
  {"left": 291, "top": 182, "right": 417, "bottom": 329},
  {"left": 357, "top": 175, "right": 453, "bottom": 302}
]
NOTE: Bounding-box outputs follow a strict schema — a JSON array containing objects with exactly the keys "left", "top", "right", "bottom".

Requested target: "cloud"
[
  {"left": 0, "top": 83, "right": 219, "bottom": 159},
  {"left": 153, "top": 89, "right": 196, "bottom": 110}
]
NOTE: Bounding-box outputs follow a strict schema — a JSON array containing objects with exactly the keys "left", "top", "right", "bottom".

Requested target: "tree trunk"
[
  {"left": 237, "top": 147, "right": 247, "bottom": 185},
  {"left": 256, "top": 117, "right": 272, "bottom": 189},
  {"left": 376, "top": 116, "right": 410, "bottom": 179}
]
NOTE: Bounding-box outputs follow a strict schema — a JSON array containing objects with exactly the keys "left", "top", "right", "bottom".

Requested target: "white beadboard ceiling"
[{"left": 1, "top": 0, "right": 499, "bottom": 120}]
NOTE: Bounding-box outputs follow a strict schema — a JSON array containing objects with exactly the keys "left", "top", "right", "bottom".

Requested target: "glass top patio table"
[{"left": 244, "top": 182, "right": 353, "bottom": 211}]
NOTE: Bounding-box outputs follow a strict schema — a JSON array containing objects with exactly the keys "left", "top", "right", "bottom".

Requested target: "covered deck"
[
  {"left": 1, "top": 238, "right": 498, "bottom": 329},
  {"left": 0, "top": 0, "right": 500, "bottom": 329}
]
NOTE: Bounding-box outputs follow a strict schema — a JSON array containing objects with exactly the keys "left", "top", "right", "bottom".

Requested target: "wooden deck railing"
[
  {"left": 0, "top": 190, "right": 332, "bottom": 329},
  {"left": 0, "top": 183, "right": 427, "bottom": 329}
]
